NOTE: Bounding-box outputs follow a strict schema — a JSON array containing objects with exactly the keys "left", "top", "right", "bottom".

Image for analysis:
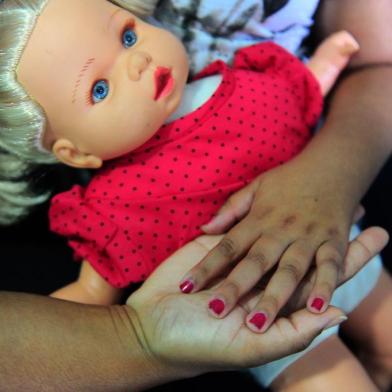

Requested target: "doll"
[
  {"left": 1, "top": 0, "right": 359, "bottom": 293},
  {"left": 1, "top": 0, "right": 391, "bottom": 390},
  {"left": 0, "top": 0, "right": 160, "bottom": 225},
  {"left": 14, "top": 0, "right": 357, "bottom": 292}
]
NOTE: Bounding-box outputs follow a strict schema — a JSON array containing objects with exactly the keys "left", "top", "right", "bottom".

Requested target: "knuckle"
[
  {"left": 289, "top": 245, "right": 312, "bottom": 261},
  {"left": 304, "top": 222, "right": 316, "bottom": 235},
  {"left": 325, "top": 240, "right": 346, "bottom": 256},
  {"left": 264, "top": 234, "right": 283, "bottom": 249},
  {"left": 356, "top": 241, "right": 372, "bottom": 259},
  {"left": 319, "top": 281, "right": 335, "bottom": 295},
  {"left": 275, "top": 318, "right": 309, "bottom": 352},
  {"left": 245, "top": 252, "right": 269, "bottom": 273},
  {"left": 192, "top": 264, "right": 210, "bottom": 280},
  {"left": 260, "top": 294, "right": 279, "bottom": 313},
  {"left": 330, "top": 245, "right": 345, "bottom": 259},
  {"left": 279, "top": 262, "right": 302, "bottom": 284},
  {"left": 281, "top": 215, "right": 297, "bottom": 229},
  {"left": 317, "top": 244, "right": 344, "bottom": 267},
  {"left": 221, "top": 280, "right": 241, "bottom": 298},
  {"left": 327, "top": 226, "right": 340, "bottom": 238},
  {"left": 318, "top": 256, "right": 341, "bottom": 272},
  {"left": 217, "top": 237, "right": 238, "bottom": 259}
]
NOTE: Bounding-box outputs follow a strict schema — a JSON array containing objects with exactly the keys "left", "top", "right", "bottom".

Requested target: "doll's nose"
[{"left": 127, "top": 51, "right": 152, "bottom": 81}]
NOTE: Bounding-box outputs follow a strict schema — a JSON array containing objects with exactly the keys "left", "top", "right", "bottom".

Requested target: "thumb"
[
  {"left": 288, "top": 306, "right": 347, "bottom": 337},
  {"left": 201, "top": 180, "right": 258, "bottom": 234},
  {"left": 273, "top": 306, "right": 346, "bottom": 356},
  {"left": 246, "top": 307, "right": 347, "bottom": 367}
]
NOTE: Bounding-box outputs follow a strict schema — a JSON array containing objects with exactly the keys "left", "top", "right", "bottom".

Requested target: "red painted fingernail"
[
  {"left": 311, "top": 297, "right": 324, "bottom": 311},
  {"left": 179, "top": 280, "right": 194, "bottom": 294},
  {"left": 249, "top": 312, "right": 267, "bottom": 330},
  {"left": 208, "top": 298, "right": 225, "bottom": 315}
]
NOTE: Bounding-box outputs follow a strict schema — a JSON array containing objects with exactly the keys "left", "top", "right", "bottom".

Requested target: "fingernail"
[
  {"left": 311, "top": 297, "right": 324, "bottom": 311},
  {"left": 179, "top": 280, "right": 194, "bottom": 294},
  {"left": 208, "top": 298, "right": 225, "bottom": 315},
  {"left": 324, "top": 315, "right": 348, "bottom": 330},
  {"left": 249, "top": 312, "right": 267, "bottom": 330}
]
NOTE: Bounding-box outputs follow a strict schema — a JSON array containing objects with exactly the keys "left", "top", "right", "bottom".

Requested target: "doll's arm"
[
  {"left": 51, "top": 261, "right": 123, "bottom": 305},
  {"left": 306, "top": 30, "right": 359, "bottom": 95}
]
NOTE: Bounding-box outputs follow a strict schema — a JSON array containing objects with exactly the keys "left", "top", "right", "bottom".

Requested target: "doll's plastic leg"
[
  {"left": 307, "top": 31, "right": 359, "bottom": 96},
  {"left": 270, "top": 335, "right": 378, "bottom": 392}
]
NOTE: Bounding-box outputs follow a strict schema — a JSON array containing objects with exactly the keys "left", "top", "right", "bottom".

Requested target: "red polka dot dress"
[{"left": 49, "top": 43, "right": 323, "bottom": 288}]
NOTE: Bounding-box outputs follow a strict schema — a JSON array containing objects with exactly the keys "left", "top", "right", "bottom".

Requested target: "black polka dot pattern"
[{"left": 49, "top": 42, "right": 323, "bottom": 288}]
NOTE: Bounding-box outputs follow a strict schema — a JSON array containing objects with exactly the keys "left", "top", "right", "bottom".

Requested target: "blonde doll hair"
[{"left": 0, "top": 0, "right": 159, "bottom": 225}]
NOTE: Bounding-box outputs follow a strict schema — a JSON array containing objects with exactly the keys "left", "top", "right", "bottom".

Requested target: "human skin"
[
  {"left": 271, "top": 269, "right": 392, "bottom": 391},
  {"left": 3, "top": 0, "right": 392, "bottom": 388},
  {"left": 17, "top": 0, "right": 360, "bottom": 314},
  {"left": 181, "top": 0, "right": 392, "bottom": 332},
  {"left": 16, "top": 0, "right": 392, "bottom": 331},
  {"left": 16, "top": 0, "right": 192, "bottom": 305},
  {"left": 0, "top": 228, "right": 387, "bottom": 391}
]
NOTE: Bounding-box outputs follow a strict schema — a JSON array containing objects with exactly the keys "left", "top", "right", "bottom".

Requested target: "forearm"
[
  {"left": 302, "top": 0, "right": 392, "bottom": 210},
  {"left": 293, "top": 65, "right": 392, "bottom": 210},
  {"left": 0, "top": 292, "right": 172, "bottom": 391}
]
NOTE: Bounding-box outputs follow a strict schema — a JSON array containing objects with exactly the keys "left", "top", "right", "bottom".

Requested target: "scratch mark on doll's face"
[{"left": 72, "top": 58, "right": 95, "bottom": 104}]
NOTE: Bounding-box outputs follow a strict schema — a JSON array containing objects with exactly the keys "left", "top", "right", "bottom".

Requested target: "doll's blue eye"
[
  {"left": 92, "top": 80, "right": 109, "bottom": 103},
  {"left": 122, "top": 28, "right": 137, "bottom": 48}
]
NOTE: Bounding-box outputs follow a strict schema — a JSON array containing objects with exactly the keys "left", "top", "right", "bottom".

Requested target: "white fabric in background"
[{"left": 152, "top": 0, "right": 320, "bottom": 74}]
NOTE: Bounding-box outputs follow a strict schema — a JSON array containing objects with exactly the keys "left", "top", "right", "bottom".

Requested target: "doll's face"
[{"left": 17, "top": 0, "right": 189, "bottom": 167}]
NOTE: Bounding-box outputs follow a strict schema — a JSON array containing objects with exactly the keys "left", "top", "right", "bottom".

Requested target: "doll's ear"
[{"left": 52, "top": 138, "right": 103, "bottom": 169}]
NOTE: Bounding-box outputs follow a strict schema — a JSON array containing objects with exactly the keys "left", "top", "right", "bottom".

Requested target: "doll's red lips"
[{"left": 154, "top": 67, "right": 173, "bottom": 100}]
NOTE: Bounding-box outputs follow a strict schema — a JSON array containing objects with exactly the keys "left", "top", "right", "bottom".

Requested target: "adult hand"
[
  {"left": 177, "top": 158, "right": 379, "bottom": 332},
  {"left": 127, "top": 226, "right": 387, "bottom": 376},
  {"left": 0, "top": 228, "right": 385, "bottom": 390}
]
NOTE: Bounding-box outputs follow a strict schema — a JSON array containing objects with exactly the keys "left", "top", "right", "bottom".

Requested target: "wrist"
[
  {"left": 111, "top": 304, "right": 171, "bottom": 389},
  {"left": 290, "top": 138, "right": 368, "bottom": 211},
  {"left": 278, "top": 154, "right": 360, "bottom": 214},
  {"left": 119, "top": 304, "right": 191, "bottom": 389}
]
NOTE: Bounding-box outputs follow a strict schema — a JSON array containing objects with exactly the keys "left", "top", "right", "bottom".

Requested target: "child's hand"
[
  {"left": 178, "top": 159, "right": 359, "bottom": 332},
  {"left": 128, "top": 234, "right": 349, "bottom": 372},
  {"left": 131, "top": 228, "right": 386, "bottom": 375}
]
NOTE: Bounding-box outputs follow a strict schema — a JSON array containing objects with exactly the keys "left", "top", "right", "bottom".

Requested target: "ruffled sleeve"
[
  {"left": 49, "top": 185, "right": 151, "bottom": 288},
  {"left": 233, "top": 42, "right": 323, "bottom": 128}
]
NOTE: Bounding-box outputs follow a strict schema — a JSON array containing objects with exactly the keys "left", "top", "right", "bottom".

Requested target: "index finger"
[{"left": 179, "top": 216, "right": 264, "bottom": 293}]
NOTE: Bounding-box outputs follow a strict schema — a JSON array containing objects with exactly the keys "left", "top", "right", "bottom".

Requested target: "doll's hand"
[
  {"left": 127, "top": 235, "right": 347, "bottom": 375},
  {"left": 178, "top": 159, "right": 361, "bottom": 332}
]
